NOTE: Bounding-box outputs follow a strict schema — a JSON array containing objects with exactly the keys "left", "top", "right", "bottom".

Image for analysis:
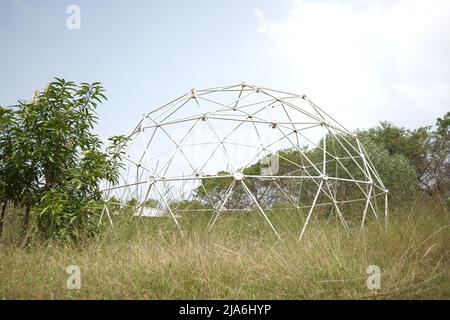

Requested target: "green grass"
[{"left": 0, "top": 195, "right": 449, "bottom": 299}]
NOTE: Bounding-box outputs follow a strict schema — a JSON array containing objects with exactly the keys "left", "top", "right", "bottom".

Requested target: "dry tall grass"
[{"left": 0, "top": 195, "right": 449, "bottom": 299}]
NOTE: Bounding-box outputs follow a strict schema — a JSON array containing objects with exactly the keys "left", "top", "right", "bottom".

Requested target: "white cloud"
[{"left": 256, "top": 0, "right": 450, "bottom": 130}]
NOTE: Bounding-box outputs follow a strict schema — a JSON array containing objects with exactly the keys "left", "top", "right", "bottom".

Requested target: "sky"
[{"left": 1, "top": 0, "right": 449, "bottom": 140}]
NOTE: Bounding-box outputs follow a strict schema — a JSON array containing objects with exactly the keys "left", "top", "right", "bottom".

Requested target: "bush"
[{"left": 360, "top": 137, "right": 417, "bottom": 203}]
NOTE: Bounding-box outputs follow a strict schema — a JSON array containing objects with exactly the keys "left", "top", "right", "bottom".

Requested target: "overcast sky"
[{"left": 1, "top": 0, "right": 449, "bottom": 139}]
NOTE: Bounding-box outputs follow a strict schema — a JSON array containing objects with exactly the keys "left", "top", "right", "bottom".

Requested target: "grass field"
[{"left": 0, "top": 195, "right": 449, "bottom": 299}]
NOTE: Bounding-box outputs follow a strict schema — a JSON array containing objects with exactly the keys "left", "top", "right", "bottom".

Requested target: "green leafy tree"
[
  {"left": 143, "top": 198, "right": 159, "bottom": 208},
  {"left": 126, "top": 198, "right": 138, "bottom": 207},
  {"left": 425, "top": 112, "right": 449, "bottom": 192},
  {"left": 358, "top": 113, "right": 449, "bottom": 192},
  {"left": 1, "top": 78, "right": 128, "bottom": 242},
  {"left": 36, "top": 134, "right": 128, "bottom": 241},
  {"left": 358, "top": 138, "right": 417, "bottom": 202},
  {"left": 0, "top": 105, "right": 39, "bottom": 239},
  {"left": 194, "top": 171, "right": 236, "bottom": 208},
  {"left": 358, "top": 122, "right": 429, "bottom": 177},
  {"left": 0, "top": 107, "right": 16, "bottom": 237}
]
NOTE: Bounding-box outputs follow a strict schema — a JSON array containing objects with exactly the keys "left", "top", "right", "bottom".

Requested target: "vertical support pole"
[
  {"left": 322, "top": 124, "right": 327, "bottom": 174},
  {"left": 135, "top": 164, "right": 140, "bottom": 201},
  {"left": 99, "top": 205, "right": 114, "bottom": 227},
  {"left": 241, "top": 180, "right": 281, "bottom": 240},
  {"left": 208, "top": 180, "right": 236, "bottom": 231},
  {"left": 384, "top": 192, "right": 388, "bottom": 229},
  {"left": 299, "top": 180, "right": 323, "bottom": 240},
  {"left": 361, "top": 185, "right": 373, "bottom": 229},
  {"left": 154, "top": 182, "right": 184, "bottom": 236},
  {"left": 105, "top": 205, "right": 114, "bottom": 227}
]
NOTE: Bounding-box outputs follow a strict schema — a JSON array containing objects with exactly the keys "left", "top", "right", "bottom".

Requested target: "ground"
[{"left": 0, "top": 196, "right": 449, "bottom": 299}]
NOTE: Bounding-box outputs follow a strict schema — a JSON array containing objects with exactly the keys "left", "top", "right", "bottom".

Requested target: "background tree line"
[
  {"left": 194, "top": 113, "right": 449, "bottom": 211},
  {"left": 116, "top": 113, "right": 449, "bottom": 215},
  {"left": 357, "top": 115, "right": 449, "bottom": 193}
]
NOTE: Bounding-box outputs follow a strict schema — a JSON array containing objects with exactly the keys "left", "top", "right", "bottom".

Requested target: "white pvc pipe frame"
[{"left": 100, "top": 83, "right": 389, "bottom": 240}]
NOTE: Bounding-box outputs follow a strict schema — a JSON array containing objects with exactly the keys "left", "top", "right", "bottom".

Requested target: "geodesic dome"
[{"left": 101, "top": 83, "right": 388, "bottom": 239}]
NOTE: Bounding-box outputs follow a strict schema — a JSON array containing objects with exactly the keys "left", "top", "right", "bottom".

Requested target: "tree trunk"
[
  {"left": 19, "top": 205, "right": 32, "bottom": 248},
  {"left": 0, "top": 201, "right": 7, "bottom": 239},
  {"left": 22, "top": 204, "right": 31, "bottom": 232},
  {"left": 20, "top": 225, "right": 33, "bottom": 249}
]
